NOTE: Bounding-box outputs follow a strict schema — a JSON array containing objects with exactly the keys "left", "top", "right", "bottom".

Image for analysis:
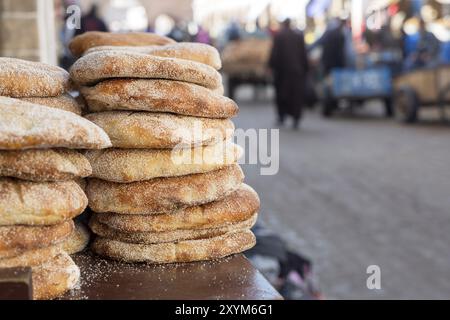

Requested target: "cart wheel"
[
  {"left": 384, "top": 98, "right": 394, "bottom": 118},
  {"left": 321, "top": 89, "right": 335, "bottom": 117},
  {"left": 394, "top": 87, "right": 419, "bottom": 123},
  {"left": 322, "top": 102, "right": 333, "bottom": 117}
]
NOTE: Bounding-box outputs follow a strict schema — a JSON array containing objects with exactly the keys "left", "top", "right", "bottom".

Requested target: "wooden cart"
[
  {"left": 221, "top": 38, "right": 272, "bottom": 101},
  {"left": 393, "top": 64, "right": 450, "bottom": 123}
]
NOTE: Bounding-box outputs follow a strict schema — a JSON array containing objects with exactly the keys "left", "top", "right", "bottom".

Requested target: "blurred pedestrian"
[
  {"left": 314, "top": 19, "right": 346, "bottom": 76},
  {"left": 195, "top": 26, "right": 211, "bottom": 45},
  {"left": 404, "top": 18, "right": 441, "bottom": 70},
  {"left": 168, "top": 22, "right": 190, "bottom": 42},
  {"left": 226, "top": 21, "right": 242, "bottom": 42},
  {"left": 74, "top": 4, "right": 107, "bottom": 36},
  {"left": 269, "top": 19, "right": 309, "bottom": 129}
]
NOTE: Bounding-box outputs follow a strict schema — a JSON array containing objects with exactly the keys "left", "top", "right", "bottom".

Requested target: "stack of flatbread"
[
  {"left": 0, "top": 58, "right": 112, "bottom": 299},
  {"left": 69, "top": 32, "right": 260, "bottom": 264}
]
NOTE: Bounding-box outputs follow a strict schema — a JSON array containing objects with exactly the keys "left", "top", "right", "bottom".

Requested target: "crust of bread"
[
  {"left": 90, "top": 213, "right": 257, "bottom": 244},
  {"left": 84, "top": 111, "right": 234, "bottom": 149},
  {"left": 84, "top": 42, "right": 222, "bottom": 69},
  {"left": 0, "top": 178, "right": 88, "bottom": 226},
  {"left": 0, "top": 97, "right": 112, "bottom": 150},
  {"left": 91, "top": 230, "right": 255, "bottom": 263},
  {"left": 60, "top": 221, "right": 90, "bottom": 255},
  {"left": 0, "top": 149, "right": 92, "bottom": 181},
  {"left": 93, "top": 184, "right": 259, "bottom": 232},
  {"left": 85, "top": 141, "right": 242, "bottom": 182},
  {"left": 20, "top": 94, "right": 83, "bottom": 115},
  {"left": 0, "top": 58, "right": 70, "bottom": 97},
  {"left": 0, "top": 221, "right": 74, "bottom": 258},
  {"left": 32, "top": 252, "right": 80, "bottom": 300},
  {"left": 70, "top": 51, "right": 223, "bottom": 90},
  {"left": 86, "top": 164, "right": 244, "bottom": 215},
  {"left": 81, "top": 79, "right": 236, "bottom": 118},
  {"left": 69, "top": 31, "right": 175, "bottom": 57},
  {"left": 0, "top": 245, "right": 62, "bottom": 268}
]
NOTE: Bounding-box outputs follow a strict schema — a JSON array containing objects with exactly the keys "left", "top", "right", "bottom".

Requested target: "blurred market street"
[{"left": 234, "top": 89, "right": 450, "bottom": 299}]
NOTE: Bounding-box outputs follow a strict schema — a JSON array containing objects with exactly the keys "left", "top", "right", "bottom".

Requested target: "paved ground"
[{"left": 233, "top": 89, "right": 450, "bottom": 299}]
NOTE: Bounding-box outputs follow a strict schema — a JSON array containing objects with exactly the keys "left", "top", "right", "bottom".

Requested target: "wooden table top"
[{"left": 61, "top": 252, "right": 282, "bottom": 300}]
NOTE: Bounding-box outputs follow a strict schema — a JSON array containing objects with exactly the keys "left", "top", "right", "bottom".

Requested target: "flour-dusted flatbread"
[
  {"left": 32, "top": 252, "right": 80, "bottom": 300},
  {"left": 90, "top": 213, "right": 257, "bottom": 245},
  {"left": 0, "top": 221, "right": 73, "bottom": 259},
  {"left": 21, "top": 94, "right": 83, "bottom": 115},
  {"left": 0, "top": 97, "right": 111, "bottom": 150},
  {"left": 92, "top": 230, "right": 256, "bottom": 263},
  {"left": 92, "top": 184, "right": 259, "bottom": 232},
  {"left": 84, "top": 111, "right": 234, "bottom": 149},
  {"left": 0, "top": 179, "right": 87, "bottom": 226},
  {"left": 69, "top": 31, "right": 175, "bottom": 57},
  {"left": 70, "top": 51, "right": 223, "bottom": 91},
  {"left": 81, "top": 79, "right": 236, "bottom": 118},
  {"left": 84, "top": 42, "right": 221, "bottom": 69},
  {"left": 0, "top": 149, "right": 91, "bottom": 181},
  {"left": 85, "top": 140, "right": 241, "bottom": 182},
  {"left": 87, "top": 164, "right": 244, "bottom": 215},
  {"left": 0, "top": 58, "right": 70, "bottom": 97}
]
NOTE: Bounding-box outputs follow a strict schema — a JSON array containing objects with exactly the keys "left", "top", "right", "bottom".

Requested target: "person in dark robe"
[
  {"left": 74, "top": 4, "right": 107, "bottom": 37},
  {"left": 318, "top": 19, "right": 346, "bottom": 76},
  {"left": 269, "top": 19, "right": 309, "bottom": 129}
]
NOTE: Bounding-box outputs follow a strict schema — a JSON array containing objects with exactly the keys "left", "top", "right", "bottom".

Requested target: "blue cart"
[{"left": 322, "top": 67, "right": 393, "bottom": 117}]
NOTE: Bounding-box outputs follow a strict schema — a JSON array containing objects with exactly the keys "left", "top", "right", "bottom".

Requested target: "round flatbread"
[
  {"left": 91, "top": 230, "right": 256, "bottom": 263},
  {"left": 69, "top": 31, "right": 175, "bottom": 57},
  {"left": 84, "top": 42, "right": 221, "bottom": 69},
  {"left": 0, "top": 149, "right": 91, "bottom": 181},
  {"left": 84, "top": 111, "right": 234, "bottom": 149},
  {"left": 32, "top": 252, "right": 80, "bottom": 300},
  {"left": 86, "top": 164, "right": 244, "bottom": 215},
  {"left": 81, "top": 79, "right": 236, "bottom": 118},
  {"left": 70, "top": 51, "right": 222, "bottom": 91},
  {"left": 0, "top": 178, "right": 88, "bottom": 226},
  {"left": 85, "top": 140, "right": 242, "bottom": 182},
  {"left": 0, "top": 97, "right": 112, "bottom": 150},
  {"left": 20, "top": 94, "right": 83, "bottom": 115},
  {"left": 93, "top": 184, "right": 259, "bottom": 232},
  {"left": 0, "top": 245, "right": 62, "bottom": 268},
  {"left": 60, "top": 221, "right": 90, "bottom": 255},
  {"left": 0, "top": 221, "right": 74, "bottom": 259},
  {"left": 90, "top": 213, "right": 257, "bottom": 245},
  {"left": 0, "top": 58, "right": 70, "bottom": 97}
]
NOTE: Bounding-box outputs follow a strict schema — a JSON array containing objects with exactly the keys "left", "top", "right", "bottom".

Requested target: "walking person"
[{"left": 269, "top": 19, "right": 309, "bottom": 129}]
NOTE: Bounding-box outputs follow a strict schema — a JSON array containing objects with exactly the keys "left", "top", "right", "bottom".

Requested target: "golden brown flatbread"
[
  {"left": 86, "top": 164, "right": 244, "bottom": 215},
  {"left": 0, "top": 149, "right": 91, "bottom": 181},
  {"left": 81, "top": 79, "right": 236, "bottom": 118},
  {"left": 32, "top": 252, "right": 80, "bottom": 300},
  {"left": 0, "top": 97, "right": 112, "bottom": 150},
  {"left": 92, "top": 184, "right": 259, "bottom": 232},
  {"left": 84, "top": 111, "right": 234, "bottom": 149},
  {"left": 0, "top": 221, "right": 74, "bottom": 259},
  {"left": 60, "top": 221, "right": 90, "bottom": 255},
  {"left": 70, "top": 51, "right": 222, "bottom": 91},
  {"left": 20, "top": 94, "right": 83, "bottom": 115},
  {"left": 0, "top": 178, "right": 88, "bottom": 226},
  {"left": 0, "top": 58, "right": 70, "bottom": 97},
  {"left": 90, "top": 213, "right": 257, "bottom": 245},
  {"left": 69, "top": 31, "right": 175, "bottom": 57},
  {"left": 84, "top": 42, "right": 221, "bottom": 69},
  {"left": 91, "top": 230, "right": 256, "bottom": 263},
  {"left": 84, "top": 141, "right": 241, "bottom": 182}
]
